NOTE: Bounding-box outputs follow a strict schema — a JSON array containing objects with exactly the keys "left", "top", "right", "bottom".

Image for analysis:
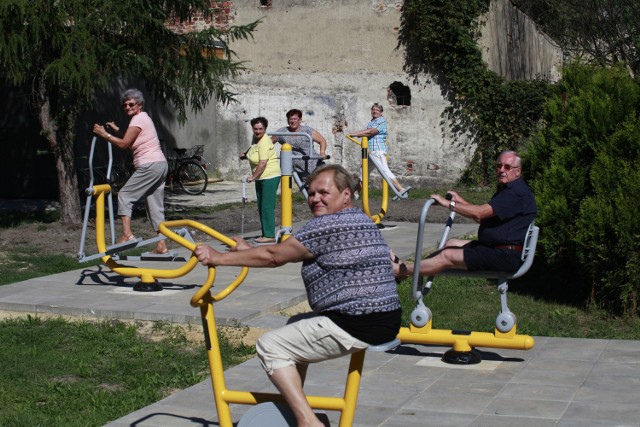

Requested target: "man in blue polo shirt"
[{"left": 394, "top": 150, "right": 537, "bottom": 278}]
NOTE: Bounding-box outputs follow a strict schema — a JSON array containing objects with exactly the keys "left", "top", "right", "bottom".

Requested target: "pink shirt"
[{"left": 129, "top": 112, "right": 166, "bottom": 168}]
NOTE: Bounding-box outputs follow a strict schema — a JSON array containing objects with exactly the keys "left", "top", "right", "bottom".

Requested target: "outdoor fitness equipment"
[
  {"left": 241, "top": 176, "right": 247, "bottom": 237},
  {"left": 184, "top": 224, "right": 400, "bottom": 426},
  {"left": 269, "top": 131, "right": 328, "bottom": 200},
  {"left": 277, "top": 143, "right": 295, "bottom": 242},
  {"left": 345, "top": 134, "right": 408, "bottom": 225},
  {"left": 271, "top": 132, "right": 328, "bottom": 242},
  {"left": 78, "top": 136, "right": 198, "bottom": 292},
  {"left": 396, "top": 195, "right": 539, "bottom": 364}
]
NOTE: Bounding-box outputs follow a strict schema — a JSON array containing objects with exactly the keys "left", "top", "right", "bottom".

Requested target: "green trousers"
[{"left": 255, "top": 176, "right": 280, "bottom": 238}]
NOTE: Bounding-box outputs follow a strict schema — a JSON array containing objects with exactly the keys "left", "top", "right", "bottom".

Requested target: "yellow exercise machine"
[
  {"left": 78, "top": 136, "right": 199, "bottom": 292},
  {"left": 271, "top": 131, "right": 329, "bottom": 242},
  {"left": 174, "top": 221, "right": 399, "bottom": 426},
  {"left": 277, "top": 143, "right": 294, "bottom": 242},
  {"left": 397, "top": 196, "right": 538, "bottom": 364},
  {"left": 345, "top": 135, "right": 389, "bottom": 224}
]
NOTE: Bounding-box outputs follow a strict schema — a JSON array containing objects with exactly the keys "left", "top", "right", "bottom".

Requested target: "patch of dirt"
[
  {"left": 0, "top": 197, "right": 468, "bottom": 259},
  {"left": 0, "top": 309, "right": 260, "bottom": 346},
  {"left": 0, "top": 197, "right": 472, "bottom": 345}
]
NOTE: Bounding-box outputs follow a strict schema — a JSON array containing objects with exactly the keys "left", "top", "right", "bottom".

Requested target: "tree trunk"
[{"left": 35, "top": 80, "right": 82, "bottom": 225}]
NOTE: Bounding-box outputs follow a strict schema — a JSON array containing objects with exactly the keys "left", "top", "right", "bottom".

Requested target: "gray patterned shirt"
[{"left": 294, "top": 207, "right": 401, "bottom": 315}]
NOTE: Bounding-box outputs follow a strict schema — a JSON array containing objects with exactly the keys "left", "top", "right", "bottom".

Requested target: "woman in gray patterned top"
[
  {"left": 273, "top": 108, "right": 328, "bottom": 184},
  {"left": 195, "top": 164, "right": 400, "bottom": 427}
]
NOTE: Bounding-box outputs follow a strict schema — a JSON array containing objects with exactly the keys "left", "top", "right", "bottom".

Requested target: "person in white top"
[{"left": 93, "top": 88, "right": 169, "bottom": 254}]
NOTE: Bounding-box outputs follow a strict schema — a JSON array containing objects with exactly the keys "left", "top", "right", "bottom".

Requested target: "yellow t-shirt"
[{"left": 245, "top": 134, "right": 281, "bottom": 180}]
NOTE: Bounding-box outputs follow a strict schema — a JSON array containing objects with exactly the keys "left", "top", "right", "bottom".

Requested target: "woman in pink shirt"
[{"left": 93, "top": 88, "right": 169, "bottom": 254}]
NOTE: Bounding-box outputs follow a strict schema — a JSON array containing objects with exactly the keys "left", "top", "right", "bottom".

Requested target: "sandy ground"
[
  {"left": 1, "top": 196, "right": 462, "bottom": 258},
  {"left": 0, "top": 196, "right": 469, "bottom": 344},
  {"left": 0, "top": 300, "right": 313, "bottom": 347}
]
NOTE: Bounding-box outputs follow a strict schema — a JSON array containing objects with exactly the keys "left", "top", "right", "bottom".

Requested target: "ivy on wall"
[{"left": 398, "top": 0, "right": 551, "bottom": 185}]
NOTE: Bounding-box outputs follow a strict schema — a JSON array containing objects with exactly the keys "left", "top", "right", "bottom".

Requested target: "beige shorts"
[{"left": 256, "top": 315, "right": 369, "bottom": 375}]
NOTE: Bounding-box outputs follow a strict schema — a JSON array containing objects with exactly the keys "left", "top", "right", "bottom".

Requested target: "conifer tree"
[{"left": 0, "top": 0, "right": 258, "bottom": 224}]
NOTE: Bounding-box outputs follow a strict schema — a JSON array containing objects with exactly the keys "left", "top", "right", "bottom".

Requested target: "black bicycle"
[{"left": 166, "top": 145, "right": 209, "bottom": 195}]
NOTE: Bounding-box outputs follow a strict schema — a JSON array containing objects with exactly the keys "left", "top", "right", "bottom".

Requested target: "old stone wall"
[
  {"left": 2, "top": 0, "right": 563, "bottom": 198},
  {"left": 165, "top": 0, "right": 562, "bottom": 187},
  {"left": 478, "top": 0, "right": 562, "bottom": 81},
  {"left": 167, "top": 0, "right": 472, "bottom": 187}
]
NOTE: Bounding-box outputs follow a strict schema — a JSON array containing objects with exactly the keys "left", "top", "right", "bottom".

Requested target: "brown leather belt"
[{"left": 494, "top": 244, "right": 523, "bottom": 251}]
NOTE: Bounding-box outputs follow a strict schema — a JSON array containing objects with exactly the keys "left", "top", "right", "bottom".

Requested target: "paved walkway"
[{"left": 1, "top": 185, "right": 639, "bottom": 426}]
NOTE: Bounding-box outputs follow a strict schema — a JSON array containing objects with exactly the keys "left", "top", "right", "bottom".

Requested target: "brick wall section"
[{"left": 166, "top": 1, "right": 235, "bottom": 33}]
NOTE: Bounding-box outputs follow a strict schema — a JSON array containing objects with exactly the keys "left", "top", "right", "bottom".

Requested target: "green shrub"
[
  {"left": 398, "top": 0, "right": 550, "bottom": 185},
  {"left": 527, "top": 63, "right": 640, "bottom": 314}
]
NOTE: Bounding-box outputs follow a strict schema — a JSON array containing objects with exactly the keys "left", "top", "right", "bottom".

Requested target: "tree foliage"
[
  {"left": 526, "top": 63, "right": 640, "bottom": 315},
  {"left": 398, "top": 0, "right": 550, "bottom": 185},
  {"left": 0, "top": 0, "right": 258, "bottom": 224},
  {"left": 513, "top": 0, "right": 640, "bottom": 76}
]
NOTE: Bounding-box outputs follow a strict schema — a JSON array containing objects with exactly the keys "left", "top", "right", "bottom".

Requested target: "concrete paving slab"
[
  {"left": 100, "top": 337, "right": 640, "bottom": 426},
  {"left": 2, "top": 199, "right": 639, "bottom": 426}
]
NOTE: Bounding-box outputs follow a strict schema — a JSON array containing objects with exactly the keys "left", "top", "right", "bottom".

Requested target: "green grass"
[
  {"left": 0, "top": 316, "right": 254, "bottom": 427},
  {"left": 0, "top": 210, "right": 257, "bottom": 425},
  {"left": 1, "top": 190, "right": 639, "bottom": 424},
  {"left": 402, "top": 186, "right": 495, "bottom": 203},
  {"left": 397, "top": 276, "right": 640, "bottom": 339},
  {"left": 1, "top": 249, "right": 100, "bottom": 286},
  {"left": 366, "top": 185, "right": 495, "bottom": 204},
  {"left": 0, "top": 211, "right": 60, "bottom": 228}
]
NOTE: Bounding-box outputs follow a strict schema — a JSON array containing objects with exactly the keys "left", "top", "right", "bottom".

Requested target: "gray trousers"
[{"left": 117, "top": 161, "right": 168, "bottom": 232}]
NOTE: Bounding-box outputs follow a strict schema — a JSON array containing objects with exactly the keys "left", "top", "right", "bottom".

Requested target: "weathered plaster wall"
[
  {"left": 78, "top": 0, "right": 564, "bottom": 195},
  {"left": 167, "top": 0, "right": 472, "bottom": 187},
  {"left": 29, "top": 0, "right": 563, "bottom": 200},
  {"left": 478, "top": 0, "right": 563, "bottom": 82}
]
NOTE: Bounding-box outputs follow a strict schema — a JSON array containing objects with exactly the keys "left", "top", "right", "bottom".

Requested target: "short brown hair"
[
  {"left": 250, "top": 117, "right": 268, "bottom": 128},
  {"left": 286, "top": 109, "right": 303, "bottom": 119},
  {"left": 307, "top": 164, "right": 356, "bottom": 198}
]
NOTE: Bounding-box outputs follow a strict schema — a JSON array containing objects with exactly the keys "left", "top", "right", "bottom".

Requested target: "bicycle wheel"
[{"left": 177, "top": 160, "right": 208, "bottom": 195}]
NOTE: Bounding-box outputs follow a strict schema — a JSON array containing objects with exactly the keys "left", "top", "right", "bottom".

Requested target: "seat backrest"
[
  {"left": 514, "top": 222, "right": 539, "bottom": 278},
  {"left": 439, "top": 222, "right": 539, "bottom": 280}
]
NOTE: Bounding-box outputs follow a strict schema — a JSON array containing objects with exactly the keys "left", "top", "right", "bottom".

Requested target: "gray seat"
[
  {"left": 439, "top": 222, "right": 539, "bottom": 333},
  {"left": 367, "top": 338, "right": 401, "bottom": 352},
  {"left": 440, "top": 222, "right": 539, "bottom": 280}
]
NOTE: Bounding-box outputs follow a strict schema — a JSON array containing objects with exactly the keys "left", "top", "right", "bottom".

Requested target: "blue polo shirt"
[{"left": 479, "top": 178, "right": 537, "bottom": 246}]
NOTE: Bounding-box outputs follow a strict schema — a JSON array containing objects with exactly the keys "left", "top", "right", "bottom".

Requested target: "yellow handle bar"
[{"left": 158, "top": 220, "right": 250, "bottom": 307}]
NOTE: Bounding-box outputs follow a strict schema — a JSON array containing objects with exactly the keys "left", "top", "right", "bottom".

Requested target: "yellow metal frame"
[
  {"left": 279, "top": 143, "right": 294, "bottom": 242},
  {"left": 346, "top": 135, "right": 388, "bottom": 224},
  {"left": 397, "top": 320, "right": 535, "bottom": 353},
  {"left": 395, "top": 198, "right": 536, "bottom": 357},
  {"left": 167, "top": 214, "right": 370, "bottom": 426},
  {"left": 91, "top": 181, "right": 369, "bottom": 425},
  {"left": 92, "top": 184, "right": 202, "bottom": 284},
  {"left": 193, "top": 281, "right": 368, "bottom": 427},
  {"left": 89, "top": 182, "right": 374, "bottom": 424}
]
